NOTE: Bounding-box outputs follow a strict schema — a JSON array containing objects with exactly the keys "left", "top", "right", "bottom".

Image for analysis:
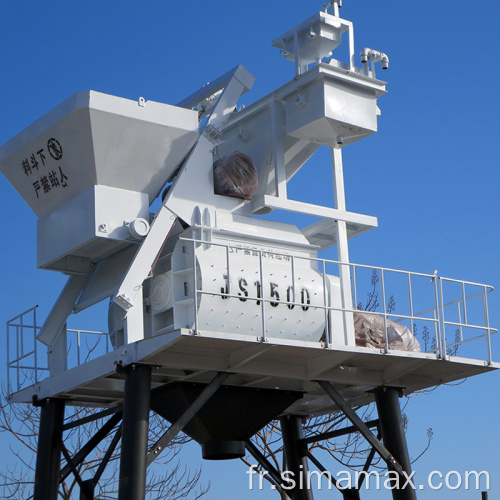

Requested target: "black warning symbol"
[{"left": 47, "top": 138, "right": 63, "bottom": 160}]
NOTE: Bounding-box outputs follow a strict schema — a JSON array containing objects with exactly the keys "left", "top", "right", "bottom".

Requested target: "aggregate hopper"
[{"left": 0, "top": 90, "right": 198, "bottom": 273}]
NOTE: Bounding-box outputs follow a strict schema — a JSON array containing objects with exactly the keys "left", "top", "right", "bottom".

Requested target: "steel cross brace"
[
  {"left": 60, "top": 442, "right": 87, "bottom": 492},
  {"left": 61, "top": 428, "right": 122, "bottom": 500},
  {"left": 59, "top": 412, "right": 123, "bottom": 483},
  {"left": 300, "top": 419, "right": 379, "bottom": 445},
  {"left": 303, "top": 450, "right": 342, "bottom": 491},
  {"left": 304, "top": 450, "right": 362, "bottom": 499},
  {"left": 94, "top": 424, "right": 123, "bottom": 486},
  {"left": 245, "top": 439, "right": 291, "bottom": 498},
  {"left": 300, "top": 421, "right": 381, "bottom": 499},
  {"left": 357, "top": 429, "right": 382, "bottom": 490},
  {"left": 315, "top": 380, "right": 404, "bottom": 476},
  {"left": 63, "top": 405, "right": 122, "bottom": 431},
  {"left": 146, "top": 372, "right": 230, "bottom": 467},
  {"left": 74, "top": 425, "right": 124, "bottom": 499}
]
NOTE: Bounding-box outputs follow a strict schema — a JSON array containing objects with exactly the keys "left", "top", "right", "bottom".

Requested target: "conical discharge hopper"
[{"left": 150, "top": 382, "right": 303, "bottom": 460}]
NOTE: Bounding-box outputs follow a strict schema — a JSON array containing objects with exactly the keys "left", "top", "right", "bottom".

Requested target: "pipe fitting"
[{"left": 360, "top": 48, "right": 389, "bottom": 69}]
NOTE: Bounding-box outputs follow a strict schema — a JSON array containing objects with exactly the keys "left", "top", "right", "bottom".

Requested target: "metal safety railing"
[
  {"left": 184, "top": 237, "right": 496, "bottom": 364},
  {"left": 6, "top": 306, "right": 46, "bottom": 394},
  {"left": 6, "top": 307, "right": 110, "bottom": 394},
  {"left": 6, "top": 239, "right": 496, "bottom": 394}
]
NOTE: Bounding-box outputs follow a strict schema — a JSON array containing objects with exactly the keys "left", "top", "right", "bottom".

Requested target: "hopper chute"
[
  {"left": 151, "top": 382, "right": 303, "bottom": 460},
  {"left": 0, "top": 90, "right": 199, "bottom": 217},
  {"left": 0, "top": 91, "right": 199, "bottom": 271}
]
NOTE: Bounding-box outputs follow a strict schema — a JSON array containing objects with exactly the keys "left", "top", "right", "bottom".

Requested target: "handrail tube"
[
  {"left": 180, "top": 237, "right": 496, "bottom": 292},
  {"left": 351, "top": 263, "right": 358, "bottom": 310},
  {"left": 9, "top": 366, "right": 49, "bottom": 374},
  {"left": 438, "top": 278, "right": 447, "bottom": 360},
  {"left": 442, "top": 321, "right": 495, "bottom": 332},
  {"left": 380, "top": 268, "right": 389, "bottom": 353},
  {"left": 462, "top": 281, "right": 468, "bottom": 325},
  {"left": 33, "top": 307, "right": 38, "bottom": 383},
  {"left": 197, "top": 286, "right": 442, "bottom": 327},
  {"left": 400, "top": 289, "right": 493, "bottom": 321},
  {"left": 483, "top": 285, "right": 493, "bottom": 365},
  {"left": 445, "top": 333, "right": 490, "bottom": 349},
  {"left": 193, "top": 239, "right": 199, "bottom": 335},
  {"left": 8, "top": 236, "right": 495, "bottom": 393},
  {"left": 408, "top": 272, "right": 415, "bottom": 341},
  {"left": 322, "top": 260, "right": 330, "bottom": 347},
  {"left": 6, "top": 305, "right": 39, "bottom": 324},
  {"left": 6, "top": 323, "right": 38, "bottom": 329},
  {"left": 258, "top": 248, "right": 266, "bottom": 342},
  {"left": 8, "top": 350, "right": 37, "bottom": 363}
]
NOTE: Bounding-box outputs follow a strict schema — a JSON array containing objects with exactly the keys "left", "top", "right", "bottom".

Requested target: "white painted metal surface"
[
  {"left": 37, "top": 186, "right": 150, "bottom": 272},
  {"left": 1, "top": 3, "right": 497, "bottom": 410},
  {"left": 0, "top": 91, "right": 198, "bottom": 217},
  {"left": 0, "top": 91, "right": 198, "bottom": 272},
  {"left": 272, "top": 10, "right": 352, "bottom": 75},
  {"left": 7, "top": 255, "right": 498, "bottom": 408},
  {"left": 274, "top": 12, "right": 346, "bottom": 65},
  {"left": 7, "top": 324, "right": 498, "bottom": 414}
]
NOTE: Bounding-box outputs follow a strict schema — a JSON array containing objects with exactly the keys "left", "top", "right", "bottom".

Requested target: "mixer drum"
[{"left": 109, "top": 229, "right": 344, "bottom": 347}]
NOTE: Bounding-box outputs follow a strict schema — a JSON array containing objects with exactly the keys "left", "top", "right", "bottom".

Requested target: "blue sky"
[{"left": 0, "top": 1, "right": 499, "bottom": 498}]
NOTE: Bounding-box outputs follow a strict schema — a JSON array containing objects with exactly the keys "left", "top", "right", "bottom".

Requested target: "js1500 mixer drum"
[{"left": 108, "top": 225, "right": 345, "bottom": 347}]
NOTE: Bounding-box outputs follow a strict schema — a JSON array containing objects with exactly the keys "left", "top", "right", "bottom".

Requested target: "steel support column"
[
  {"left": 331, "top": 146, "right": 355, "bottom": 346},
  {"left": 280, "top": 415, "right": 313, "bottom": 500},
  {"left": 79, "top": 479, "right": 94, "bottom": 500},
  {"left": 374, "top": 387, "right": 417, "bottom": 500},
  {"left": 118, "top": 364, "right": 152, "bottom": 500},
  {"left": 34, "top": 398, "right": 66, "bottom": 500}
]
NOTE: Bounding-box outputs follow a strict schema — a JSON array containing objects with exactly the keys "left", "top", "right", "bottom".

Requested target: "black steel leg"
[
  {"left": 118, "top": 364, "right": 152, "bottom": 500},
  {"left": 34, "top": 398, "right": 66, "bottom": 500},
  {"left": 80, "top": 479, "right": 95, "bottom": 499},
  {"left": 374, "top": 387, "right": 417, "bottom": 500},
  {"left": 280, "top": 415, "right": 313, "bottom": 500}
]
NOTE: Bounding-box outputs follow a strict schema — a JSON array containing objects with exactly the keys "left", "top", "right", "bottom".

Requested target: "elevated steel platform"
[{"left": 10, "top": 329, "right": 498, "bottom": 416}]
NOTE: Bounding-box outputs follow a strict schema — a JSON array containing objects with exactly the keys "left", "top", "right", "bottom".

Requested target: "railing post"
[
  {"left": 432, "top": 276, "right": 442, "bottom": 358},
  {"left": 193, "top": 239, "right": 199, "bottom": 335},
  {"left": 33, "top": 307, "right": 38, "bottom": 383},
  {"left": 438, "top": 278, "right": 447, "bottom": 360},
  {"left": 407, "top": 273, "right": 414, "bottom": 342},
  {"left": 322, "top": 260, "right": 330, "bottom": 348},
  {"left": 483, "top": 285, "right": 492, "bottom": 365},
  {"left": 259, "top": 249, "right": 267, "bottom": 342},
  {"left": 380, "top": 269, "right": 389, "bottom": 353}
]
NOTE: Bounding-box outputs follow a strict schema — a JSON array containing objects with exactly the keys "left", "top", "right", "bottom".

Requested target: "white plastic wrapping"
[
  {"left": 354, "top": 312, "right": 421, "bottom": 352},
  {"left": 213, "top": 151, "right": 258, "bottom": 200}
]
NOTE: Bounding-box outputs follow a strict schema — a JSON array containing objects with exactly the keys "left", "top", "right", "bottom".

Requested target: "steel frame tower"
[{"left": 1, "top": 2, "right": 496, "bottom": 499}]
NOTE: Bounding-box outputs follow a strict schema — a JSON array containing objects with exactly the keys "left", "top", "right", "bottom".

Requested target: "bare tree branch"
[{"left": 0, "top": 385, "right": 208, "bottom": 500}]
